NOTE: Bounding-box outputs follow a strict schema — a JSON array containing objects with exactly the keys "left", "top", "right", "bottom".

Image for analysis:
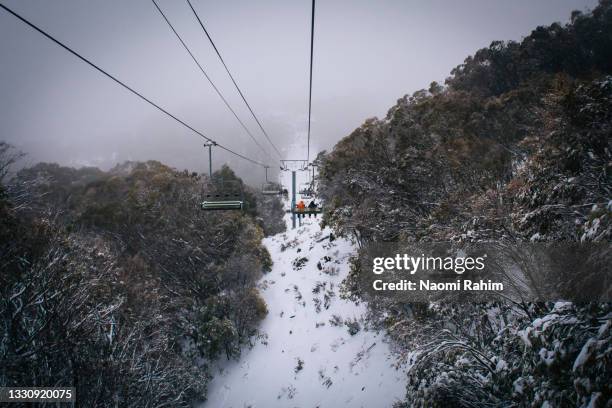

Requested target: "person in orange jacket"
[{"left": 296, "top": 200, "right": 306, "bottom": 217}]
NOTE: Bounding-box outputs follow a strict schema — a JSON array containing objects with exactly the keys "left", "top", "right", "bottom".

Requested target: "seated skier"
[
  {"left": 296, "top": 200, "right": 306, "bottom": 218},
  {"left": 307, "top": 200, "right": 318, "bottom": 217}
]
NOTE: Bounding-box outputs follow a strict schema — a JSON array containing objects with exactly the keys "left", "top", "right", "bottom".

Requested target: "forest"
[
  {"left": 0, "top": 149, "right": 284, "bottom": 406},
  {"left": 318, "top": 1, "right": 611, "bottom": 406},
  {"left": 1, "top": 1, "right": 611, "bottom": 407}
]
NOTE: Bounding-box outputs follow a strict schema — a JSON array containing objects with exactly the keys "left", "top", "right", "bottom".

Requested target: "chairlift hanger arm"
[{"left": 280, "top": 159, "right": 309, "bottom": 171}]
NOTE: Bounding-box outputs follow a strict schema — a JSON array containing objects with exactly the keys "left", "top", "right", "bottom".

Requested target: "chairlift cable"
[
  {"left": 186, "top": 0, "right": 283, "bottom": 160},
  {"left": 151, "top": 0, "right": 276, "bottom": 163},
  {"left": 0, "top": 2, "right": 269, "bottom": 168},
  {"left": 306, "top": 0, "right": 315, "bottom": 164}
]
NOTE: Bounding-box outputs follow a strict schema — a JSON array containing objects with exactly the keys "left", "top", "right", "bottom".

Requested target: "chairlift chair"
[
  {"left": 261, "top": 181, "right": 283, "bottom": 196},
  {"left": 299, "top": 190, "right": 313, "bottom": 199},
  {"left": 291, "top": 204, "right": 322, "bottom": 218},
  {"left": 201, "top": 179, "right": 244, "bottom": 211},
  {"left": 298, "top": 182, "right": 314, "bottom": 199}
]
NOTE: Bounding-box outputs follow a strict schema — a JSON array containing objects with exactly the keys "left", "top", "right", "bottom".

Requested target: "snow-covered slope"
[{"left": 201, "top": 173, "right": 406, "bottom": 408}]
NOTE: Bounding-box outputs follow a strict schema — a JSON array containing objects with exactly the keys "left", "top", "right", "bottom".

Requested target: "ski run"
[{"left": 202, "top": 173, "right": 406, "bottom": 408}]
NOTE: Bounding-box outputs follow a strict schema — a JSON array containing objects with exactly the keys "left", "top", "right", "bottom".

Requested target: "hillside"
[
  {"left": 318, "top": 2, "right": 611, "bottom": 407},
  {"left": 0, "top": 154, "right": 282, "bottom": 406},
  {"left": 1, "top": 2, "right": 611, "bottom": 407}
]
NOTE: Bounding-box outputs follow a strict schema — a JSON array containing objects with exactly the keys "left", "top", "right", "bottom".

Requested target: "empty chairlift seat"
[
  {"left": 261, "top": 182, "right": 283, "bottom": 196},
  {"left": 298, "top": 182, "right": 314, "bottom": 199},
  {"left": 201, "top": 180, "right": 244, "bottom": 211}
]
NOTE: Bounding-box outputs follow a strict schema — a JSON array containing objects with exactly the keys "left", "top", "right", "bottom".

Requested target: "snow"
[
  {"left": 538, "top": 348, "right": 556, "bottom": 367},
  {"left": 572, "top": 338, "right": 596, "bottom": 372},
  {"left": 517, "top": 327, "right": 532, "bottom": 347},
  {"left": 587, "top": 392, "right": 603, "bottom": 408},
  {"left": 552, "top": 301, "right": 573, "bottom": 313},
  {"left": 512, "top": 378, "right": 524, "bottom": 395},
  {"left": 597, "top": 319, "right": 610, "bottom": 336},
  {"left": 495, "top": 359, "right": 508, "bottom": 372},
  {"left": 200, "top": 171, "right": 406, "bottom": 408},
  {"left": 529, "top": 232, "right": 542, "bottom": 242},
  {"left": 532, "top": 314, "right": 560, "bottom": 331}
]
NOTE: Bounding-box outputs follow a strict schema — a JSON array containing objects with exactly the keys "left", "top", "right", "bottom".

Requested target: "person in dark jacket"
[{"left": 307, "top": 200, "right": 318, "bottom": 217}]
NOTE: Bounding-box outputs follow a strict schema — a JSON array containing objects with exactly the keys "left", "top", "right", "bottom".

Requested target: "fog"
[{"left": 0, "top": 0, "right": 597, "bottom": 184}]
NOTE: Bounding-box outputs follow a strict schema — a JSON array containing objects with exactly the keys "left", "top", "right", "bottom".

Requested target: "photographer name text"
[{"left": 371, "top": 254, "right": 503, "bottom": 292}]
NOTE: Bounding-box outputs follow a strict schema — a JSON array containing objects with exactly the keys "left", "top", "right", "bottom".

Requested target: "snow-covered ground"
[{"left": 201, "top": 171, "right": 406, "bottom": 408}]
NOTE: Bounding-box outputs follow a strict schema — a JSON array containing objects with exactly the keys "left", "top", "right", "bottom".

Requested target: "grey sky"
[{"left": 0, "top": 0, "right": 598, "bottom": 184}]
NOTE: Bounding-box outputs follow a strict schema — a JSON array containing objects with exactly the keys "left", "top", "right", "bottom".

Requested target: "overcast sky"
[{"left": 0, "top": 0, "right": 598, "bottom": 183}]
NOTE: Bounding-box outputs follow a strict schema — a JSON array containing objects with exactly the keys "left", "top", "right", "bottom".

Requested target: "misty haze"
[
  {"left": 1, "top": 1, "right": 610, "bottom": 407},
  {"left": 0, "top": 0, "right": 598, "bottom": 183}
]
